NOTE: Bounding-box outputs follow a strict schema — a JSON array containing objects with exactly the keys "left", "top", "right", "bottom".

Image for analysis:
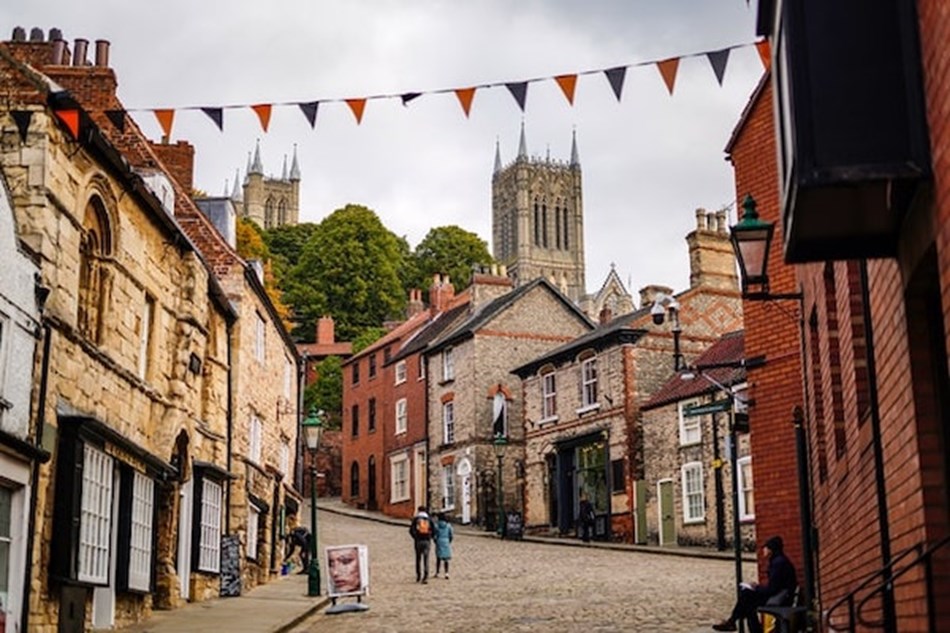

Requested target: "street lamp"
[
  {"left": 493, "top": 436, "right": 508, "bottom": 537},
  {"left": 650, "top": 292, "right": 683, "bottom": 371},
  {"left": 302, "top": 407, "right": 325, "bottom": 597}
]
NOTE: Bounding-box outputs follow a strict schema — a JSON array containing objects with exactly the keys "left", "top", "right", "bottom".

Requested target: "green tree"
[
  {"left": 284, "top": 205, "right": 408, "bottom": 342},
  {"left": 303, "top": 356, "right": 342, "bottom": 429},
  {"left": 411, "top": 225, "right": 493, "bottom": 293},
  {"left": 351, "top": 327, "right": 387, "bottom": 354}
]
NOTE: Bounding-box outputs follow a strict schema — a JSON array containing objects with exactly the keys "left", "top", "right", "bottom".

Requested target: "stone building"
[
  {"left": 492, "top": 125, "right": 586, "bottom": 303},
  {"left": 578, "top": 264, "right": 635, "bottom": 322},
  {"left": 511, "top": 210, "right": 743, "bottom": 543},
  {"left": 1, "top": 30, "right": 236, "bottom": 630},
  {"left": 641, "top": 330, "right": 754, "bottom": 550},
  {"left": 0, "top": 143, "right": 45, "bottom": 633},
  {"left": 425, "top": 275, "right": 594, "bottom": 528},
  {"left": 230, "top": 141, "right": 300, "bottom": 229}
]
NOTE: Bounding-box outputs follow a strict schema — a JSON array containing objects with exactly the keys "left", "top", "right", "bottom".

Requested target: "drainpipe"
[
  {"left": 423, "top": 353, "right": 431, "bottom": 510},
  {"left": 225, "top": 318, "right": 234, "bottom": 534}
]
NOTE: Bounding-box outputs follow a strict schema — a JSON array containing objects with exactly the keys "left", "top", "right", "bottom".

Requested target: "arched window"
[
  {"left": 350, "top": 461, "right": 360, "bottom": 499},
  {"left": 78, "top": 196, "right": 112, "bottom": 342},
  {"left": 533, "top": 200, "right": 541, "bottom": 246},
  {"left": 264, "top": 197, "right": 275, "bottom": 229},
  {"left": 542, "top": 203, "right": 549, "bottom": 247},
  {"left": 278, "top": 199, "right": 287, "bottom": 225},
  {"left": 562, "top": 207, "right": 570, "bottom": 250},
  {"left": 555, "top": 204, "right": 562, "bottom": 249}
]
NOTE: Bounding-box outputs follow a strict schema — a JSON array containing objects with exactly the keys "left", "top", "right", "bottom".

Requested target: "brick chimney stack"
[
  {"left": 686, "top": 207, "right": 738, "bottom": 292},
  {"left": 149, "top": 140, "right": 195, "bottom": 193},
  {"left": 428, "top": 274, "right": 455, "bottom": 315},
  {"left": 406, "top": 289, "right": 425, "bottom": 317},
  {"left": 469, "top": 263, "right": 514, "bottom": 309},
  {"left": 316, "top": 316, "right": 336, "bottom": 345}
]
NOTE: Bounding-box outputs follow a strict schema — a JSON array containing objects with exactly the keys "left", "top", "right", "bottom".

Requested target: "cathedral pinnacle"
[
  {"left": 290, "top": 144, "right": 301, "bottom": 181},
  {"left": 494, "top": 137, "right": 502, "bottom": 174},
  {"left": 250, "top": 139, "right": 263, "bottom": 174},
  {"left": 281, "top": 154, "right": 288, "bottom": 180},
  {"left": 570, "top": 128, "right": 580, "bottom": 167},
  {"left": 517, "top": 120, "right": 527, "bottom": 160},
  {"left": 231, "top": 168, "right": 242, "bottom": 200}
]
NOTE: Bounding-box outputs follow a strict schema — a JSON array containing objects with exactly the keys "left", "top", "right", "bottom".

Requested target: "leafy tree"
[
  {"left": 411, "top": 225, "right": 493, "bottom": 293},
  {"left": 352, "top": 327, "right": 387, "bottom": 354},
  {"left": 303, "top": 356, "right": 342, "bottom": 429},
  {"left": 264, "top": 222, "right": 319, "bottom": 270},
  {"left": 284, "top": 205, "right": 408, "bottom": 342},
  {"left": 236, "top": 217, "right": 293, "bottom": 329}
]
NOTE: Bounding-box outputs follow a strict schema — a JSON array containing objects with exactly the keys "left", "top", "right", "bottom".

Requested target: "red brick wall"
[
  {"left": 382, "top": 351, "right": 428, "bottom": 519},
  {"left": 149, "top": 140, "right": 195, "bottom": 193},
  {"left": 341, "top": 350, "right": 388, "bottom": 510}
]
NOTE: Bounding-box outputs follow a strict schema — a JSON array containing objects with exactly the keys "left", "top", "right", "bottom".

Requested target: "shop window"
[
  {"left": 78, "top": 444, "right": 113, "bottom": 584},
  {"left": 197, "top": 478, "right": 222, "bottom": 573}
]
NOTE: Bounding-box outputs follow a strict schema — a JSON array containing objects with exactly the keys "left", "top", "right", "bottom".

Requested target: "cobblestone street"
[{"left": 292, "top": 510, "right": 755, "bottom": 633}]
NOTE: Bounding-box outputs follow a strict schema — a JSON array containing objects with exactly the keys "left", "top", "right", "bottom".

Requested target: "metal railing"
[{"left": 825, "top": 534, "right": 950, "bottom": 631}]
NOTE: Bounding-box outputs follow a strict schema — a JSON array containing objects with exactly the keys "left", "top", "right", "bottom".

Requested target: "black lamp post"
[
  {"left": 302, "top": 407, "right": 324, "bottom": 597},
  {"left": 651, "top": 293, "right": 683, "bottom": 371},
  {"left": 493, "top": 436, "right": 507, "bottom": 536}
]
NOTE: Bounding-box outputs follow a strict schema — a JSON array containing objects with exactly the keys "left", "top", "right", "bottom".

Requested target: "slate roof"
[{"left": 642, "top": 330, "right": 746, "bottom": 410}]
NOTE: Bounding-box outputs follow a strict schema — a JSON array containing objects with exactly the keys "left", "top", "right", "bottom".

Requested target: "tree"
[
  {"left": 236, "top": 218, "right": 293, "bottom": 329},
  {"left": 411, "top": 225, "right": 493, "bottom": 293},
  {"left": 284, "top": 205, "right": 408, "bottom": 342},
  {"left": 303, "top": 356, "right": 342, "bottom": 429},
  {"left": 352, "top": 327, "right": 387, "bottom": 354}
]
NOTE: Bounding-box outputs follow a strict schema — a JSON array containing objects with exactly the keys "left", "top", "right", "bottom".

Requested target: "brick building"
[{"left": 728, "top": 2, "right": 950, "bottom": 629}]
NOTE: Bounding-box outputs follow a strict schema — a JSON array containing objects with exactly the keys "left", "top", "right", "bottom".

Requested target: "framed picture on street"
[{"left": 325, "top": 544, "right": 369, "bottom": 597}]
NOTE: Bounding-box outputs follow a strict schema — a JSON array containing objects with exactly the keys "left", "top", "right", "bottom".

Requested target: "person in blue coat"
[{"left": 433, "top": 513, "right": 454, "bottom": 579}]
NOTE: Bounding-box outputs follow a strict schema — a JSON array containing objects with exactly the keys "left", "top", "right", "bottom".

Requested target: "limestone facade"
[{"left": 232, "top": 141, "right": 300, "bottom": 229}]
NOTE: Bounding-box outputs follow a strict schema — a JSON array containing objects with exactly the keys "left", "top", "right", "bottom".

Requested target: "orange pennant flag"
[
  {"left": 755, "top": 40, "right": 771, "bottom": 70},
  {"left": 555, "top": 74, "right": 578, "bottom": 106},
  {"left": 346, "top": 99, "right": 367, "bottom": 125},
  {"left": 656, "top": 58, "right": 680, "bottom": 95},
  {"left": 55, "top": 109, "right": 80, "bottom": 139},
  {"left": 251, "top": 104, "right": 272, "bottom": 133},
  {"left": 153, "top": 109, "right": 175, "bottom": 138},
  {"left": 454, "top": 87, "right": 477, "bottom": 118}
]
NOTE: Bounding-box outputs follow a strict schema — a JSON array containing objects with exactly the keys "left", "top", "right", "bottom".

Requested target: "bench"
[{"left": 757, "top": 587, "right": 807, "bottom": 633}]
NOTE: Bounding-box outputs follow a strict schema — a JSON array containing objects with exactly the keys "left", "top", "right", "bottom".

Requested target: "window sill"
[
  {"left": 683, "top": 518, "right": 705, "bottom": 525},
  {"left": 678, "top": 440, "right": 701, "bottom": 448},
  {"left": 538, "top": 415, "right": 559, "bottom": 427},
  {"left": 395, "top": 428, "right": 407, "bottom": 435},
  {"left": 395, "top": 379, "right": 407, "bottom": 386},
  {"left": 575, "top": 403, "right": 600, "bottom": 416},
  {"left": 439, "top": 378, "right": 455, "bottom": 386}
]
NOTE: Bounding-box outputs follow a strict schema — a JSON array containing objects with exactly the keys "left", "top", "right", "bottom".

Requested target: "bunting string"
[{"left": 112, "top": 40, "right": 768, "bottom": 137}]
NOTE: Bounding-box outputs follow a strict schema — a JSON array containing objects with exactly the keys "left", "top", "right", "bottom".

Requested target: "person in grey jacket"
[{"left": 409, "top": 506, "right": 434, "bottom": 583}]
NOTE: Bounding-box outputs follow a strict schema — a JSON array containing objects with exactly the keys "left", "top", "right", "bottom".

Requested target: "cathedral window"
[
  {"left": 278, "top": 199, "right": 287, "bottom": 225},
  {"left": 533, "top": 201, "right": 541, "bottom": 246},
  {"left": 78, "top": 196, "right": 112, "bottom": 344},
  {"left": 555, "top": 204, "right": 562, "bottom": 249},
  {"left": 563, "top": 207, "right": 570, "bottom": 249},
  {"left": 264, "top": 197, "right": 275, "bottom": 229},
  {"left": 542, "top": 204, "right": 549, "bottom": 247}
]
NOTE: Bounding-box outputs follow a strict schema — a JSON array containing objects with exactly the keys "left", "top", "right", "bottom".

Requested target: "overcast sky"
[{"left": 9, "top": 1, "right": 764, "bottom": 298}]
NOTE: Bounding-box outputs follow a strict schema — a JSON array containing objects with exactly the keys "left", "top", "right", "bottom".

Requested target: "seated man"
[
  {"left": 284, "top": 525, "right": 311, "bottom": 572},
  {"left": 713, "top": 535, "right": 798, "bottom": 633}
]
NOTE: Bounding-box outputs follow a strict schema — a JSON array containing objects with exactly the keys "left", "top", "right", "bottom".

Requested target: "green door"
[{"left": 659, "top": 480, "right": 675, "bottom": 546}]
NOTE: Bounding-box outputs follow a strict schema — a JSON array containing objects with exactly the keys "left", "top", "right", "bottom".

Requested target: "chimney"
[
  {"left": 428, "top": 274, "right": 455, "bottom": 315},
  {"left": 148, "top": 140, "right": 195, "bottom": 193},
  {"left": 29, "top": 27, "right": 44, "bottom": 42},
  {"left": 51, "top": 38, "right": 67, "bottom": 65},
  {"left": 94, "top": 39, "right": 110, "bottom": 67},
  {"left": 639, "top": 284, "right": 673, "bottom": 309},
  {"left": 599, "top": 306, "right": 613, "bottom": 325},
  {"left": 686, "top": 208, "right": 738, "bottom": 291},
  {"left": 316, "top": 316, "right": 335, "bottom": 345},
  {"left": 49, "top": 28, "right": 63, "bottom": 41},
  {"left": 406, "top": 288, "right": 425, "bottom": 317},
  {"left": 11, "top": 27, "right": 26, "bottom": 42},
  {"left": 470, "top": 265, "right": 514, "bottom": 309},
  {"left": 72, "top": 38, "right": 88, "bottom": 66}
]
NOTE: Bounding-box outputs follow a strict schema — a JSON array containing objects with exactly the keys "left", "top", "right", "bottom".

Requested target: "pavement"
[{"left": 118, "top": 498, "right": 754, "bottom": 633}]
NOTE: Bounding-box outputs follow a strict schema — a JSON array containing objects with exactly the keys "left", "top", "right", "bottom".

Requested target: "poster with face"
[{"left": 326, "top": 545, "right": 369, "bottom": 597}]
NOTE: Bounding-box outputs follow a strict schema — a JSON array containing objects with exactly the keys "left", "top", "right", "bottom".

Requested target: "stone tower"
[
  {"left": 491, "top": 124, "right": 586, "bottom": 302},
  {"left": 234, "top": 140, "right": 301, "bottom": 229}
]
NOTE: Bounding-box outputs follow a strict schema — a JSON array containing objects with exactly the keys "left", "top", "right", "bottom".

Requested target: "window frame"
[
  {"left": 368, "top": 353, "right": 377, "bottom": 379},
  {"left": 737, "top": 455, "right": 755, "bottom": 521},
  {"left": 368, "top": 397, "right": 377, "bottom": 433},
  {"left": 580, "top": 356, "right": 599, "bottom": 410},
  {"left": 246, "top": 505, "right": 260, "bottom": 561},
  {"left": 395, "top": 360, "right": 407, "bottom": 385},
  {"left": 681, "top": 461, "right": 705, "bottom": 524},
  {"left": 390, "top": 454, "right": 409, "bottom": 503},
  {"left": 395, "top": 398, "right": 407, "bottom": 434},
  {"left": 351, "top": 360, "right": 360, "bottom": 386},
  {"left": 678, "top": 400, "right": 703, "bottom": 446},
  {"left": 442, "top": 401, "right": 455, "bottom": 445},
  {"left": 249, "top": 414, "right": 262, "bottom": 464},
  {"left": 77, "top": 443, "right": 114, "bottom": 585},
  {"left": 541, "top": 371, "right": 557, "bottom": 420},
  {"left": 197, "top": 477, "right": 223, "bottom": 573},
  {"left": 442, "top": 347, "right": 455, "bottom": 382},
  {"left": 125, "top": 471, "right": 155, "bottom": 592},
  {"left": 441, "top": 464, "right": 456, "bottom": 511}
]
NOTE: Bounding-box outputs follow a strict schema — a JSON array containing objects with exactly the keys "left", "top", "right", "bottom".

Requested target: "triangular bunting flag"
[
  {"left": 706, "top": 49, "right": 731, "bottom": 86},
  {"left": 251, "top": 104, "right": 272, "bottom": 133},
  {"left": 298, "top": 101, "right": 319, "bottom": 128},
  {"left": 656, "top": 57, "right": 680, "bottom": 95},
  {"left": 554, "top": 74, "right": 578, "bottom": 106},
  {"left": 454, "top": 87, "right": 476, "bottom": 118},
  {"left": 756, "top": 40, "right": 771, "bottom": 70},
  {"left": 105, "top": 109, "right": 126, "bottom": 132},
  {"left": 505, "top": 82, "right": 528, "bottom": 112},
  {"left": 55, "top": 109, "right": 80, "bottom": 139},
  {"left": 400, "top": 92, "right": 421, "bottom": 106},
  {"left": 201, "top": 107, "right": 224, "bottom": 131},
  {"left": 604, "top": 67, "right": 627, "bottom": 102},
  {"left": 346, "top": 99, "right": 367, "bottom": 124},
  {"left": 11, "top": 110, "right": 32, "bottom": 143},
  {"left": 153, "top": 109, "right": 175, "bottom": 138}
]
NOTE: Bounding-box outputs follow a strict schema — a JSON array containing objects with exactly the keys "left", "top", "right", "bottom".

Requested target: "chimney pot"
[
  {"left": 73, "top": 38, "right": 88, "bottom": 66},
  {"left": 49, "top": 28, "right": 63, "bottom": 41},
  {"left": 94, "top": 40, "right": 110, "bottom": 67},
  {"left": 29, "top": 27, "right": 44, "bottom": 42},
  {"left": 51, "top": 39, "right": 67, "bottom": 65},
  {"left": 12, "top": 27, "right": 26, "bottom": 42},
  {"left": 695, "top": 208, "right": 707, "bottom": 231}
]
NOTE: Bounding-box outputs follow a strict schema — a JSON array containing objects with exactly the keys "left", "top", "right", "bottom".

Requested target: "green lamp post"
[
  {"left": 493, "top": 436, "right": 508, "bottom": 536},
  {"left": 302, "top": 407, "right": 325, "bottom": 597}
]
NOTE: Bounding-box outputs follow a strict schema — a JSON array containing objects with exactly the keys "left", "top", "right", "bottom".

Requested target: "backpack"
[{"left": 416, "top": 516, "right": 431, "bottom": 537}]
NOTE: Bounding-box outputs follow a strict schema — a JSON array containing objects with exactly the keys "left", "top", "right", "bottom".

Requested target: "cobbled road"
[{"left": 291, "top": 509, "right": 755, "bottom": 633}]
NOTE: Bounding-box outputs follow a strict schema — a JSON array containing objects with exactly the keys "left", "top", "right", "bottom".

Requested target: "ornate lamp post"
[
  {"left": 302, "top": 407, "right": 325, "bottom": 597},
  {"left": 493, "top": 436, "right": 507, "bottom": 536}
]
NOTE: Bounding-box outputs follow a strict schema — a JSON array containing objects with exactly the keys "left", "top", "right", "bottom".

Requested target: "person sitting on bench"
[{"left": 713, "top": 535, "right": 798, "bottom": 633}]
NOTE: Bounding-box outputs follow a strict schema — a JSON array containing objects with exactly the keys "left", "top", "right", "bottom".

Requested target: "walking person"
[
  {"left": 578, "top": 494, "right": 595, "bottom": 543},
  {"left": 433, "top": 513, "right": 454, "bottom": 579},
  {"left": 409, "top": 505, "right": 434, "bottom": 583}
]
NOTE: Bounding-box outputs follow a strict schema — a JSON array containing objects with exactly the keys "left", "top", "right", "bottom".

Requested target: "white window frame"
[
  {"left": 581, "top": 356, "right": 598, "bottom": 408},
  {"left": 681, "top": 462, "right": 705, "bottom": 523},
  {"left": 541, "top": 371, "right": 557, "bottom": 420},
  {"left": 395, "top": 398, "right": 407, "bottom": 434},
  {"left": 442, "top": 347, "right": 454, "bottom": 381},
  {"left": 127, "top": 471, "right": 154, "bottom": 592},
  {"left": 249, "top": 414, "right": 262, "bottom": 464},
  {"left": 678, "top": 399, "right": 703, "bottom": 446},
  {"left": 441, "top": 464, "right": 456, "bottom": 511},
  {"left": 395, "top": 360, "right": 407, "bottom": 385},
  {"left": 254, "top": 313, "right": 265, "bottom": 363},
  {"left": 246, "top": 505, "right": 260, "bottom": 560},
  {"left": 0, "top": 314, "right": 7, "bottom": 397},
  {"left": 737, "top": 455, "right": 755, "bottom": 521},
  {"left": 279, "top": 441, "right": 290, "bottom": 476},
  {"left": 442, "top": 401, "right": 455, "bottom": 444},
  {"left": 78, "top": 444, "right": 113, "bottom": 585},
  {"left": 390, "top": 454, "right": 409, "bottom": 503},
  {"left": 137, "top": 296, "right": 153, "bottom": 380},
  {"left": 198, "top": 478, "right": 223, "bottom": 573}
]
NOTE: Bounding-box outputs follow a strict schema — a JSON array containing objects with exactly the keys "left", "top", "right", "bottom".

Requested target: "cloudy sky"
[{"left": 9, "top": 1, "right": 764, "bottom": 298}]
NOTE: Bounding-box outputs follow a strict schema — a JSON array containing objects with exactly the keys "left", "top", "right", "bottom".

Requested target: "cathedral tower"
[
  {"left": 492, "top": 124, "right": 586, "bottom": 302},
  {"left": 234, "top": 140, "right": 301, "bottom": 229}
]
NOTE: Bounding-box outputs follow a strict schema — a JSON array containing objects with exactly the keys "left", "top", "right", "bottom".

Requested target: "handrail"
[{"left": 824, "top": 535, "right": 950, "bottom": 631}]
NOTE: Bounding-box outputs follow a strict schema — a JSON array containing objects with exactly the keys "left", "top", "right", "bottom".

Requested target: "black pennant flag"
[
  {"left": 505, "top": 82, "right": 528, "bottom": 112},
  {"left": 706, "top": 49, "right": 731, "bottom": 86},
  {"left": 298, "top": 101, "right": 319, "bottom": 128},
  {"left": 604, "top": 66, "right": 627, "bottom": 102},
  {"left": 400, "top": 92, "right": 421, "bottom": 106},
  {"left": 11, "top": 110, "right": 32, "bottom": 143},
  {"left": 105, "top": 109, "right": 126, "bottom": 132},
  {"left": 201, "top": 107, "right": 224, "bottom": 131}
]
